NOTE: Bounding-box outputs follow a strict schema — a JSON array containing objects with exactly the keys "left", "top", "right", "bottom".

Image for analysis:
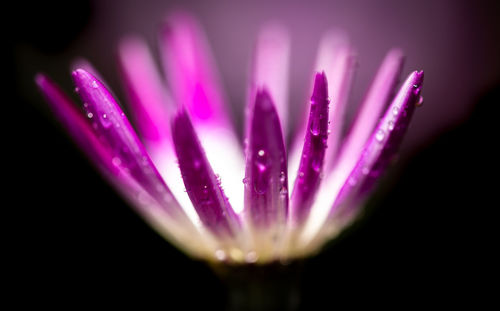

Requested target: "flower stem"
[{"left": 211, "top": 261, "right": 304, "bottom": 311}]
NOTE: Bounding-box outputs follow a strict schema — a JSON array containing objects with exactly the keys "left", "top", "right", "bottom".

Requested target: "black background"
[{"left": 9, "top": 0, "right": 498, "bottom": 309}]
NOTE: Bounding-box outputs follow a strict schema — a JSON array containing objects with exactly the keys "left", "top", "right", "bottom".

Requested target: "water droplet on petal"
[
  {"left": 279, "top": 187, "right": 288, "bottom": 196},
  {"left": 310, "top": 117, "right": 320, "bottom": 136},
  {"left": 87, "top": 112, "right": 93, "bottom": 119},
  {"left": 312, "top": 157, "right": 322, "bottom": 172},
  {"left": 112, "top": 157, "right": 122, "bottom": 166},
  {"left": 257, "top": 163, "right": 267, "bottom": 172},
  {"left": 362, "top": 166, "right": 370, "bottom": 175},
  {"left": 74, "top": 87, "right": 79, "bottom": 93},
  {"left": 392, "top": 106, "right": 399, "bottom": 116},
  {"left": 416, "top": 96, "right": 424, "bottom": 107},
  {"left": 258, "top": 150, "right": 265, "bottom": 157},
  {"left": 92, "top": 80, "right": 98, "bottom": 88},
  {"left": 100, "top": 113, "right": 112, "bottom": 128},
  {"left": 388, "top": 120, "right": 395, "bottom": 131},
  {"left": 375, "top": 129, "right": 385, "bottom": 142},
  {"left": 279, "top": 171, "right": 286, "bottom": 183}
]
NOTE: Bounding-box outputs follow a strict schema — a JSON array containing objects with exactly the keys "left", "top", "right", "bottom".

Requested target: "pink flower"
[{"left": 36, "top": 12, "right": 423, "bottom": 264}]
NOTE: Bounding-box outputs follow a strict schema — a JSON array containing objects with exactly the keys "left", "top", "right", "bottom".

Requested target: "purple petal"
[
  {"left": 333, "top": 49, "right": 404, "bottom": 181},
  {"left": 288, "top": 31, "right": 355, "bottom": 180},
  {"left": 290, "top": 72, "right": 329, "bottom": 227},
  {"left": 317, "top": 32, "right": 357, "bottom": 170},
  {"left": 71, "top": 58, "right": 105, "bottom": 83},
  {"left": 159, "top": 11, "right": 229, "bottom": 127},
  {"left": 244, "top": 89, "right": 288, "bottom": 229},
  {"left": 117, "top": 36, "right": 174, "bottom": 151},
  {"left": 159, "top": 11, "right": 245, "bottom": 214},
  {"left": 171, "top": 108, "right": 241, "bottom": 239},
  {"left": 251, "top": 24, "right": 290, "bottom": 134},
  {"left": 35, "top": 73, "right": 116, "bottom": 175},
  {"left": 71, "top": 69, "right": 185, "bottom": 220},
  {"left": 332, "top": 70, "right": 424, "bottom": 218}
]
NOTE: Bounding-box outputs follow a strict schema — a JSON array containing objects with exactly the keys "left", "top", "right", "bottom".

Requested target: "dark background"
[{"left": 10, "top": 0, "right": 498, "bottom": 308}]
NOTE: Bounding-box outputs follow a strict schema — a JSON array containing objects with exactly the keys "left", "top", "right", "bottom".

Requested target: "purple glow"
[{"left": 159, "top": 12, "right": 229, "bottom": 127}]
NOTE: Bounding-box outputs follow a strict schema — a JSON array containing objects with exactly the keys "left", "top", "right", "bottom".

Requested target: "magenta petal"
[
  {"left": 171, "top": 108, "right": 240, "bottom": 238},
  {"left": 71, "top": 69, "right": 183, "bottom": 219},
  {"left": 251, "top": 24, "right": 290, "bottom": 134},
  {"left": 244, "top": 89, "right": 288, "bottom": 228},
  {"left": 35, "top": 73, "right": 116, "bottom": 175},
  {"left": 332, "top": 70, "right": 424, "bottom": 218},
  {"left": 290, "top": 72, "right": 329, "bottom": 226},
  {"left": 117, "top": 37, "right": 173, "bottom": 150},
  {"left": 159, "top": 12, "right": 229, "bottom": 128},
  {"left": 334, "top": 49, "right": 404, "bottom": 180}
]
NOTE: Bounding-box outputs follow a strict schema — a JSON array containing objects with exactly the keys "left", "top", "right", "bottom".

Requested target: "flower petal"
[
  {"left": 290, "top": 72, "right": 329, "bottom": 227},
  {"left": 333, "top": 49, "right": 404, "bottom": 181},
  {"left": 35, "top": 73, "right": 115, "bottom": 175},
  {"left": 159, "top": 11, "right": 229, "bottom": 127},
  {"left": 288, "top": 31, "right": 356, "bottom": 182},
  {"left": 36, "top": 73, "right": 210, "bottom": 258},
  {"left": 251, "top": 24, "right": 290, "bottom": 135},
  {"left": 117, "top": 36, "right": 200, "bottom": 229},
  {"left": 171, "top": 108, "right": 241, "bottom": 240},
  {"left": 332, "top": 70, "right": 424, "bottom": 219},
  {"left": 71, "top": 69, "right": 185, "bottom": 221},
  {"left": 117, "top": 36, "right": 174, "bottom": 150},
  {"left": 159, "top": 11, "right": 245, "bottom": 214},
  {"left": 318, "top": 32, "right": 357, "bottom": 171},
  {"left": 244, "top": 89, "right": 288, "bottom": 258}
]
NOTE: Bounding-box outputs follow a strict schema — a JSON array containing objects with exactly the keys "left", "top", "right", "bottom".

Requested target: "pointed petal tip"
[
  {"left": 71, "top": 68, "right": 104, "bottom": 91},
  {"left": 34, "top": 72, "right": 47, "bottom": 87},
  {"left": 254, "top": 87, "right": 275, "bottom": 111},
  {"left": 412, "top": 70, "right": 425, "bottom": 85},
  {"left": 172, "top": 105, "right": 190, "bottom": 127},
  {"left": 387, "top": 48, "right": 405, "bottom": 59},
  {"left": 312, "top": 71, "right": 328, "bottom": 100},
  {"left": 71, "top": 68, "right": 90, "bottom": 84}
]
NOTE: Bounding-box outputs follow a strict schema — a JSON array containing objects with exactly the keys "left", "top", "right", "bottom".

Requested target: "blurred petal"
[
  {"left": 159, "top": 11, "right": 245, "bottom": 214},
  {"left": 288, "top": 31, "right": 356, "bottom": 180},
  {"left": 318, "top": 32, "right": 357, "bottom": 170},
  {"left": 159, "top": 11, "right": 229, "bottom": 126},
  {"left": 290, "top": 72, "right": 329, "bottom": 227},
  {"left": 251, "top": 24, "right": 290, "bottom": 135},
  {"left": 333, "top": 49, "right": 404, "bottom": 181},
  {"left": 171, "top": 108, "right": 241, "bottom": 241},
  {"left": 117, "top": 36, "right": 199, "bottom": 228},
  {"left": 117, "top": 36, "right": 173, "bottom": 150},
  {"left": 332, "top": 70, "right": 424, "bottom": 219}
]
